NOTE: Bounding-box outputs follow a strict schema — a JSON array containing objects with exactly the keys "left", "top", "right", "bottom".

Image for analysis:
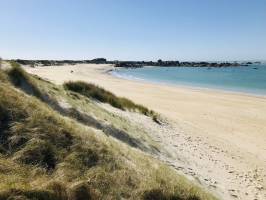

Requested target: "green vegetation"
[
  {"left": 63, "top": 81, "right": 158, "bottom": 120},
  {"left": 7, "top": 61, "right": 42, "bottom": 98},
  {"left": 0, "top": 70, "right": 8, "bottom": 83},
  {"left": 0, "top": 64, "right": 217, "bottom": 200}
]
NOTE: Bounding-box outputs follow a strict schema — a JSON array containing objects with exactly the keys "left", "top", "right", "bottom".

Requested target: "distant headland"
[{"left": 12, "top": 58, "right": 260, "bottom": 68}]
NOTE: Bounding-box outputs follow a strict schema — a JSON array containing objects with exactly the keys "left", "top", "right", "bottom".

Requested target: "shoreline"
[
  {"left": 110, "top": 67, "right": 266, "bottom": 99},
  {"left": 24, "top": 64, "right": 266, "bottom": 200}
]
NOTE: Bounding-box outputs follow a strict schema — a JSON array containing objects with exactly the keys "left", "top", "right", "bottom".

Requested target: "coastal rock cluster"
[
  {"left": 13, "top": 58, "right": 258, "bottom": 68},
  {"left": 114, "top": 60, "right": 257, "bottom": 68}
]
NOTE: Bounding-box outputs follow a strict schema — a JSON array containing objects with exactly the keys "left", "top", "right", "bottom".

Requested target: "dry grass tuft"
[
  {"left": 63, "top": 81, "right": 160, "bottom": 123},
  {"left": 7, "top": 62, "right": 42, "bottom": 98}
]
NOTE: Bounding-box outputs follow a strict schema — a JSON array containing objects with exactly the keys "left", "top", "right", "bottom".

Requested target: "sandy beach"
[{"left": 25, "top": 64, "right": 266, "bottom": 200}]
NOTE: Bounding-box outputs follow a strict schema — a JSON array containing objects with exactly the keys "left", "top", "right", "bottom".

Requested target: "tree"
[{"left": 0, "top": 57, "right": 2, "bottom": 68}]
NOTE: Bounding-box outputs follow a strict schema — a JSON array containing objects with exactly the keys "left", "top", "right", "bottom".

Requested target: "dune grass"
[
  {"left": 4, "top": 65, "right": 159, "bottom": 153},
  {"left": 0, "top": 70, "right": 8, "bottom": 83},
  {"left": 63, "top": 81, "right": 160, "bottom": 122},
  {"left": 0, "top": 65, "right": 218, "bottom": 200},
  {"left": 7, "top": 61, "right": 43, "bottom": 98}
]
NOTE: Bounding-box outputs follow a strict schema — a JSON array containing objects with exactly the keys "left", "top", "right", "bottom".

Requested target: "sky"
[{"left": 0, "top": 0, "right": 266, "bottom": 61}]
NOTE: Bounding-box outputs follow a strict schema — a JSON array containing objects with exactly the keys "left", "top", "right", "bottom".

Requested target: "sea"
[{"left": 111, "top": 63, "right": 266, "bottom": 96}]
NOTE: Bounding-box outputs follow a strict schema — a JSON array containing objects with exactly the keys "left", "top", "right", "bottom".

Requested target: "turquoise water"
[{"left": 112, "top": 64, "right": 266, "bottom": 95}]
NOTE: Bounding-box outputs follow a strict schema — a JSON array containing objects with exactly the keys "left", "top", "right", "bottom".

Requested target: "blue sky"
[{"left": 0, "top": 0, "right": 266, "bottom": 61}]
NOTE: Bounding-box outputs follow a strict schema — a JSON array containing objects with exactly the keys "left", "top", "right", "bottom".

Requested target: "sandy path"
[{"left": 25, "top": 64, "right": 266, "bottom": 200}]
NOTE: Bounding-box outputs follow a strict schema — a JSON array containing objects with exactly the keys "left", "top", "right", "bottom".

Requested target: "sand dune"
[{"left": 25, "top": 64, "right": 266, "bottom": 200}]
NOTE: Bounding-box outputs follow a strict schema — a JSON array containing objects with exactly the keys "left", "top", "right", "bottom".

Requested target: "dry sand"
[{"left": 25, "top": 64, "right": 266, "bottom": 200}]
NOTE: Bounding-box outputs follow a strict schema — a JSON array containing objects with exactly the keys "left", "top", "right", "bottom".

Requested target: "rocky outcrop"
[
  {"left": 114, "top": 60, "right": 245, "bottom": 68},
  {"left": 12, "top": 58, "right": 256, "bottom": 68}
]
